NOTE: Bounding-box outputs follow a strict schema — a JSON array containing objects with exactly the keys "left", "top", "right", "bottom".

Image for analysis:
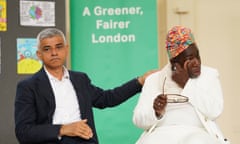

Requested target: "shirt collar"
[{"left": 44, "top": 66, "right": 69, "bottom": 81}]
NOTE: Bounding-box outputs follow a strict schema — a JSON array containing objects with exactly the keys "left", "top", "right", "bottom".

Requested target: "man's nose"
[{"left": 50, "top": 48, "right": 58, "bottom": 55}]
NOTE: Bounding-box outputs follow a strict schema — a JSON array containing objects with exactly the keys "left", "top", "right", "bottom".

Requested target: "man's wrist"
[
  {"left": 59, "top": 125, "right": 65, "bottom": 137},
  {"left": 58, "top": 125, "right": 64, "bottom": 140},
  {"left": 137, "top": 76, "right": 144, "bottom": 85}
]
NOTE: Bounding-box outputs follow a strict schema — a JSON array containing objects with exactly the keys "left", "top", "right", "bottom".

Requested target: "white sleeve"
[
  {"left": 132, "top": 71, "right": 163, "bottom": 130},
  {"left": 181, "top": 67, "right": 224, "bottom": 120}
]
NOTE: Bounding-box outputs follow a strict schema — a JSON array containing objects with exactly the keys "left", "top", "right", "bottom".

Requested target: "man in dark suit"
[{"left": 14, "top": 28, "right": 154, "bottom": 144}]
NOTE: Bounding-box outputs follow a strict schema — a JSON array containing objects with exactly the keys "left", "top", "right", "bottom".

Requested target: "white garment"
[
  {"left": 133, "top": 63, "right": 227, "bottom": 144},
  {"left": 45, "top": 66, "right": 81, "bottom": 125},
  {"left": 137, "top": 125, "right": 219, "bottom": 144}
]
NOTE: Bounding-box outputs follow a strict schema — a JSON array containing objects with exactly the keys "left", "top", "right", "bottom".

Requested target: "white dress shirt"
[{"left": 44, "top": 66, "right": 81, "bottom": 125}]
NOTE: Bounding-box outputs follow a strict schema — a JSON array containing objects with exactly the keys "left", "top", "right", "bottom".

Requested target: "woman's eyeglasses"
[{"left": 161, "top": 77, "right": 189, "bottom": 103}]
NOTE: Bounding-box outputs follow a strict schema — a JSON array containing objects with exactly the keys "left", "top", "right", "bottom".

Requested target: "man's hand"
[
  {"left": 153, "top": 94, "right": 167, "bottom": 118},
  {"left": 59, "top": 119, "right": 93, "bottom": 140},
  {"left": 138, "top": 69, "right": 158, "bottom": 85},
  {"left": 171, "top": 61, "right": 190, "bottom": 88}
]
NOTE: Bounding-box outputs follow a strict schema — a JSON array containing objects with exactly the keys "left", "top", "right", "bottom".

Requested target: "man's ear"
[
  {"left": 65, "top": 44, "right": 69, "bottom": 55},
  {"left": 36, "top": 50, "right": 42, "bottom": 61},
  {"left": 66, "top": 44, "right": 69, "bottom": 50}
]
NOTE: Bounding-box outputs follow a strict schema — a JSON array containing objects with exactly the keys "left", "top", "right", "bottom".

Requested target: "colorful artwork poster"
[
  {"left": 20, "top": 0, "right": 55, "bottom": 27},
  {"left": 0, "top": 0, "right": 7, "bottom": 31},
  {"left": 17, "top": 38, "right": 42, "bottom": 74}
]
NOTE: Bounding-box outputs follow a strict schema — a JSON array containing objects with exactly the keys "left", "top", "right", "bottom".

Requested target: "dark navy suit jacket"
[{"left": 15, "top": 68, "right": 142, "bottom": 144}]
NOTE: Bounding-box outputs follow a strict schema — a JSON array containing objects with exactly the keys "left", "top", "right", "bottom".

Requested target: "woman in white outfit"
[{"left": 133, "top": 26, "right": 229, "bottom": 144}]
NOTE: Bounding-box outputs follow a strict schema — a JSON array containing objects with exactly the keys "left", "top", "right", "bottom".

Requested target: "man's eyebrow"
[
  {"left": 42, "top": 43, "right": 64, "bottom": 48},
  {"left": 55, "top": 43, "right": 65, "bottom": 48},
  {"left": 56, "top": 43, "right": 64, "bottom": 46},
  {"left": 42, "top": 45, "right": 51, "bottom": 49}
]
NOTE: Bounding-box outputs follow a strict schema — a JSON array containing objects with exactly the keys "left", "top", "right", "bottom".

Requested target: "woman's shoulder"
[{"left": 201, "top": 65, "right": 219, "bottom": 77}]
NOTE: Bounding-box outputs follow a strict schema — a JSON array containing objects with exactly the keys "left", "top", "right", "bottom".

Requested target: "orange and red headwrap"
[{"left": 166, "top": 26, "right": 195, "bottom": 59}]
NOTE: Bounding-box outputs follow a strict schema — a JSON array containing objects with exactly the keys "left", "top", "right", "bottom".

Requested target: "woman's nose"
[{"left": 192, "top": 57, "right": 200, "bottom": 65}]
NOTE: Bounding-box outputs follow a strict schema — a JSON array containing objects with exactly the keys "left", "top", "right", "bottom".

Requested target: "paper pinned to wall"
[
  {"left": 0, "top": 0, "right": 7, "bottom": 31},
  {"left": 20, "top": 0, "right": 55, "bottom": 27},
  {"left": 17, "top": 38, "right": 42, "bottom": 74}
]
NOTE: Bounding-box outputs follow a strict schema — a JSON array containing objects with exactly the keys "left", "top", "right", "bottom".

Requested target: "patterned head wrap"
[{"left": 166, "top": 26, "right": 195, "bottom": 59}]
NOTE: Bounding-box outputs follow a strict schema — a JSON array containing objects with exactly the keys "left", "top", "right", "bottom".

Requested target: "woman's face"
[{"left": 171, "top": 43, "right": 201, "bottom": 78}]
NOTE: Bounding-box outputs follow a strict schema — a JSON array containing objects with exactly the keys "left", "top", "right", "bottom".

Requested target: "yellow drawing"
[
  {"left": 17, "top": 58, "right": 42, "bottom": 74},
  {"left": 0, "top": 0, "right": 6, "bottom": 31}
]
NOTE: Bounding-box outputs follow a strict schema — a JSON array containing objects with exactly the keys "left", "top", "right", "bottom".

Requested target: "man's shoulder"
[
  {"left": 68, "top": 70, "right": 87, "bottom": 77},
  {"left": 17, "top": 69, "right": 45, "bottom": 86},
  {"left": 68, "top": 70, "right": 91, "bottom": 83}
]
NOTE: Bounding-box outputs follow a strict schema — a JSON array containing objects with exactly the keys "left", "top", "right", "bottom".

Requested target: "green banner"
[{"left": 70, "top": 0, "right": 158, "bottom": 143}]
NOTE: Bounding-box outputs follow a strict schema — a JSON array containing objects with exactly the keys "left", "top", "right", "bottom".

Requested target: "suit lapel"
[
  {"left": 36, "top": 68, "right": 56, "bottom": 115},
  {"left": 69, "top": 71, "right": 86, "bottom": 119}
]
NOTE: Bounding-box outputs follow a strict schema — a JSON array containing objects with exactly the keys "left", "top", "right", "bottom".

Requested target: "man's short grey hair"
[{"left": 36, "top": 28, "right": 66, "bottom": 49}]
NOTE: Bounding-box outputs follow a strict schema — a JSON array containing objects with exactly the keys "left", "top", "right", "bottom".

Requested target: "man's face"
[
  {"left": 171, "top": 44, "right": 201, "bottom": 78},
  {"left": 36, "top": 36, "right": 68, "bottom": 70}
]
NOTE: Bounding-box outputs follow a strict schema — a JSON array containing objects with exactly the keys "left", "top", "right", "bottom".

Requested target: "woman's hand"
[
  {"left": 171, "top": 61, "right": 190, "bottom": 88},
  {"left": 153, "top": 94, "right": 167, "bottom": 118}
]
